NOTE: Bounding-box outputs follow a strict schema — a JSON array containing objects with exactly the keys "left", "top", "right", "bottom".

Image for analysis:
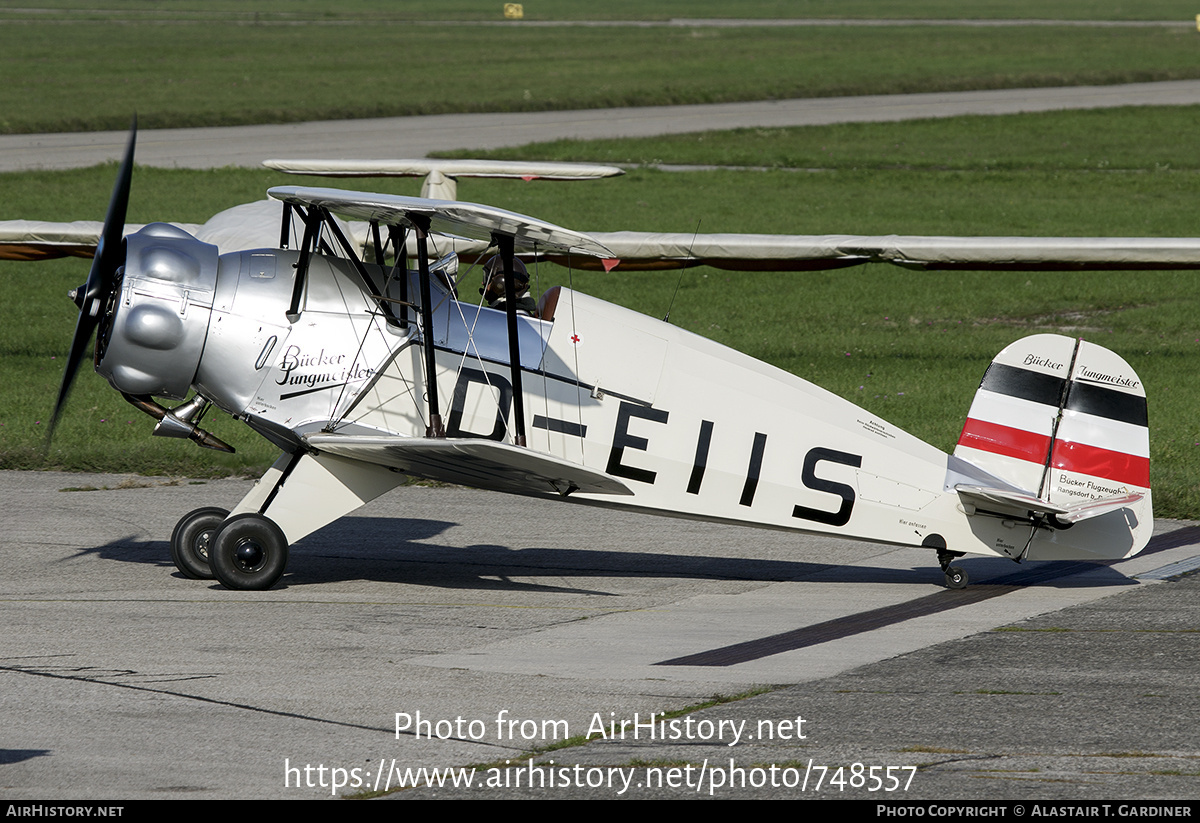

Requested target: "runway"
[
  {"left": 2, "top": 471, "right": 1198, "bottom": 799},
  {"left": 4, "top": 79, "right": 1200, "bottom": 172}
]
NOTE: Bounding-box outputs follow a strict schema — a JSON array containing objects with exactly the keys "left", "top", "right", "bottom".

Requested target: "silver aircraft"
[{"left": 47, "top": 126, "right": 1159, "bottom": 591}]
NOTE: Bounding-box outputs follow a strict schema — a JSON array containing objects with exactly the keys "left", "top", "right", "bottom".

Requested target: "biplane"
[{"left": 31, "top": 126, "right": 1160, "bottom": 591}]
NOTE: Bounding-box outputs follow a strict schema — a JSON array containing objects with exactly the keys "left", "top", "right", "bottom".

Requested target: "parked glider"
[
  {"left": 40, "top": 131, "right": 1154, "bottom": 591},
  {"left": 11, "top": 156, "right": 1200, "bottom": 271}
]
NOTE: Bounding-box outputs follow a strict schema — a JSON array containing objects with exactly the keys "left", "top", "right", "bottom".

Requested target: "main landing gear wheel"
[
  {"left": 169, "top": 507, "right": 229, "bottom": 580},
  {"left": 937, "top": 547, "right": 968, "bottom": 589},
  {"left": 210, "top": 513, "right": 289, "bottom": 591}
]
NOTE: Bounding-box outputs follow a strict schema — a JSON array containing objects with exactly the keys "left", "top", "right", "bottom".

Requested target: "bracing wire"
[{"left": 663, "top": 219, "right": 701, "bottom": 324}]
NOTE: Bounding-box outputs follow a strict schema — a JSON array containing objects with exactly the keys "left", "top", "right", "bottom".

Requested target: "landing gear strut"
[{"left": 937, "top": 548, "right": 968, "bottom": 589}]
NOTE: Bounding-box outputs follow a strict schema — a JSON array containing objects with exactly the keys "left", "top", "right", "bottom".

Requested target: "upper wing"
[{"left": 268, "top": 186, "right": 615, "bottom": 257}]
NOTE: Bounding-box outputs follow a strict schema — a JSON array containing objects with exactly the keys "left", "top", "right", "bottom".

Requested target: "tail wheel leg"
[{"left": 937, "top": 548, "right": 969, "bottom": 589}]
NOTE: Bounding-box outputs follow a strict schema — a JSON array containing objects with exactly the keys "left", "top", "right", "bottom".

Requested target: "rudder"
[{"left": 954, "top": 334, "right": 1151, "bottom": 559}]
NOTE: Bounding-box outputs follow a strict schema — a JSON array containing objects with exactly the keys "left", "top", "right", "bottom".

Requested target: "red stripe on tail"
[
  {"left": 957, "top": 418, "right": 1051, "bottom": 464},
  {"left": 1050, "top": 440, "right": 1150, "bottom": 488}
]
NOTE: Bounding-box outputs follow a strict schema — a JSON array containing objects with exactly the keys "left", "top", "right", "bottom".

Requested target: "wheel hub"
[
  {"left": 234, "top": 538, "right": 265, "bottom": 572},
  {"left": 195, "top": 529, "right": 214, "bottom": 560}
]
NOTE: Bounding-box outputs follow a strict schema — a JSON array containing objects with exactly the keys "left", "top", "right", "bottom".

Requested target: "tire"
[
  {"left": 169, "top": 507, "right": 229, "bottom": 580},
  {"left": 210, "top": 513, "right": 289, "bottom": 591},
  {"left": 944, "top": 566, "right": 969, "bottom": 589}
]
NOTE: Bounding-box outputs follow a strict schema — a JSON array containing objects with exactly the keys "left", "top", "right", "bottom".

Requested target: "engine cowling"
[{"left": 95, "top": 223, "right": 219, "bottom": 400}]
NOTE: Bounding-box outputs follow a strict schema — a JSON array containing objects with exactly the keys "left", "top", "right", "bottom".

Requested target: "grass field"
[
  {"left": 3, "top": 9, "right": 1200, "bottom": 132},
  {"left": 2, "top": 0, "right": 1197, "bottom": 21},
  {"left": 444, "top": 105, "right": 1200, "bottom": 174},
  {"left": 2, "top": 2, "right": 1199, "bottom": 517}
]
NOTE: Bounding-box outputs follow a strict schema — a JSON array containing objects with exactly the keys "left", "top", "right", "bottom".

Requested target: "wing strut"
[
  {"left": 385, "top": 224, "right": 409, "bottom": 329},
  {"left": 279, "top": 202, "right": 293, "bottom": 249},
  {"left": 412, "top": 216, "right": 444, "bottom": 437},
  {"left": 370, "top": 221, "right": 384, "bottom": 266},
  {"left": 495, "top": 233, "right": 527, "bottom": 447},
  {"left": 286, "top": 207, "right": 320, "bottom": 322}
]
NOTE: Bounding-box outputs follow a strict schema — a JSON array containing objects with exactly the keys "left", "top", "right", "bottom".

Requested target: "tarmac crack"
[{"left": 0, "top": 660, "right": 505, "bottom": 747}]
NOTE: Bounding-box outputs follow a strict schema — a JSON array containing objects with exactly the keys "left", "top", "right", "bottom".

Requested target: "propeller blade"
[{"left": 48, "top": 117, "right": 137, "bottom": 442}]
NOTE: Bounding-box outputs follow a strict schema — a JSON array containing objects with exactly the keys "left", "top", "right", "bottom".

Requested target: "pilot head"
[{"left": 480, "top": 255, "right": 529, "bottom": 304}]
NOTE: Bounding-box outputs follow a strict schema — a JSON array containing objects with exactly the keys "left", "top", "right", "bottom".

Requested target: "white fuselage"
[{"left": 207, "top": 249, "right": 1149, "bottom": 563}]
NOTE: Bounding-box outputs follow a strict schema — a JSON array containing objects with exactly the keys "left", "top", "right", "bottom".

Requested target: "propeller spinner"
[{"left": 49, "top": 119, "right": 137, "bottom": 440}]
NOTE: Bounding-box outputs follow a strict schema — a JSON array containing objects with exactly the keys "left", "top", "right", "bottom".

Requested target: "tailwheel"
[
  {"left": 210, "top": 513, "right": 289, "bottom": 591},
  {"left": 937, "top": 548, "right": 968, "bottom": 589},
  {"left": 169, "top": 506, "right": 229, "bottom": 580},
  {"left": 943, "top": 566, "right": 969, "bottom": 589}
]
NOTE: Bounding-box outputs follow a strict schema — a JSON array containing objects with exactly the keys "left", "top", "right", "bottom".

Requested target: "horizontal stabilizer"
[
  {"left": 955, "top": 483, "right": 1143, "bottom": 525},
  {"left": 1052, "top": 491, "right": 1146, "bottom": 525},
  {"left": 305, "top": 434, "right": 633, "bottom": 498}
]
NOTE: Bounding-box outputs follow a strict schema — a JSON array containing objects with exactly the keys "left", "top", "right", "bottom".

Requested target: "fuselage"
[{"left": 192, "top": 247, "right": 1149, "bottom": 564}]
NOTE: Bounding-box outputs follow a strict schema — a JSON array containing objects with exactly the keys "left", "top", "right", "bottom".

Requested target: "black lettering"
[
  {"left": 447, "top": 368, "right": 512, "bottom": 441},
  {"left": 532, "top": 415, "right": 587, "bottom": 438},
  {"left": 607, "top": 401, "right": 669, "bottom": 484},
  {"left": 686, "top": 420, "right": 714, "bottom": 495},
  {"left": 739, "top": 432, "right": 768, "bottom": 507},
  {"left": 792, "top": 447, "right": 862, "bottom": 527}
]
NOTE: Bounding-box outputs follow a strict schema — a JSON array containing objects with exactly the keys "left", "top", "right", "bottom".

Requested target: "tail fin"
[
  {"left": 955, "top": 334, "right": 1077, "bottom": 494},
  {"left": 954, "top": 334, "right": 1151, "bottom": 557}
]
